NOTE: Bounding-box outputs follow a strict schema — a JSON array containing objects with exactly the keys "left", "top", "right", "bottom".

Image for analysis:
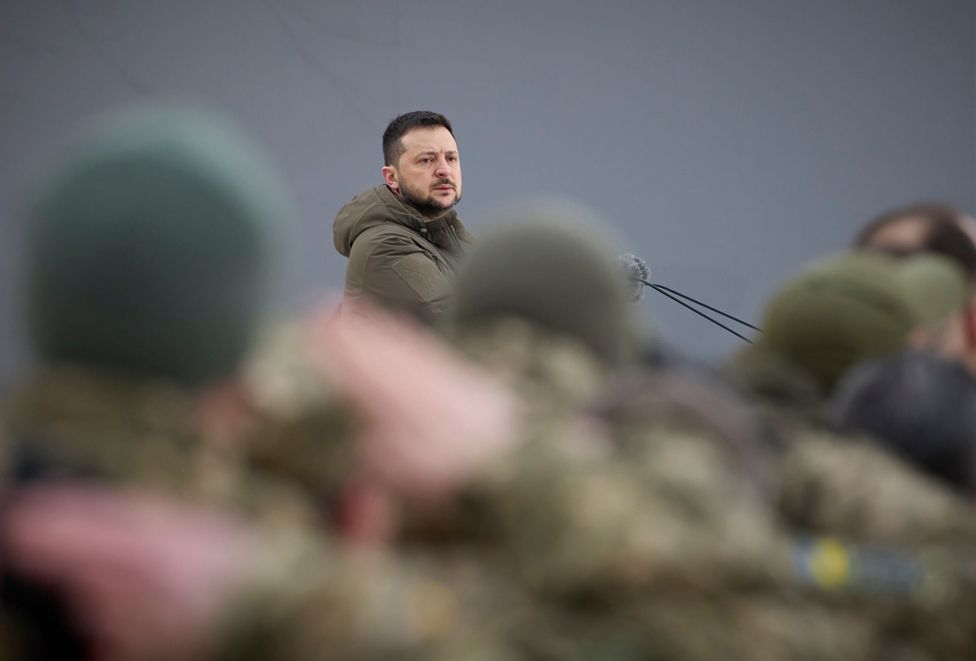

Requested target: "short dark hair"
[
  {"left": 831, "top": 351, "right": 976, "bottom": 492},
  {"left": 855, "top": 202, "right": 976, "bottom": 281},
  {"left": 382, "top": 111, "right": 454, "bottom": 166}
]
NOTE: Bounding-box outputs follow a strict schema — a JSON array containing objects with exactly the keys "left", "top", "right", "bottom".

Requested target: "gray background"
[{"left": 2, "top": 0, "right": 974, "bottom": 386}]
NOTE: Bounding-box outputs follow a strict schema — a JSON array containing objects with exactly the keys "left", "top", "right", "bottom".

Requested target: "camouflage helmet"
[
  {"left": 758, "top": 252, "right": 916, "bottom": 392},
  {"left": 445, "top": 201, "right": 638, "bottom": 366},
  {"left": 26, "top": 107, "right": 291, "bottom": 387}
]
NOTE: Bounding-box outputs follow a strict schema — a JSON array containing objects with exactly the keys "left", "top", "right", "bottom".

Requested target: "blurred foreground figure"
[
  {"left": 434, "top": 208, "right": 900, "bottom": 659},
  {"left": 0, "top": 108, "right": 508, "bottom": 661},
  {"left": 727, "top": 253, "right": 919, "bottom": 419},
  {"left": 712, "top": 251, "right": 976, "bottom": 656},
  {"left": 831, "top": 351, "right": 976, "bottom": 495},
  {"left": 446, "top": 202, "right": 638, "bottom": 368},
  {"left": 855, "top": 202, "right": 976, "bottom": 376},
  {"left": 855, "top": 202, "right": 976, "bottom": 279},
  {"left": 0, "top": 106, "right": 292, "bottom": 660},
  {"left": 5, "top": 106, "right": 297, "bottom": 512},
  {"left": 723, "top": 251, "right": 976, "bottom": 534},
  {"left": 0, "top": 477, "right": 514, "bottom": 661},
  {"left": 0, "top": 485, "right": 260, "bottom": 661},
  {"left": 728, "top": 251, "right": 970, "bottom": 421}
]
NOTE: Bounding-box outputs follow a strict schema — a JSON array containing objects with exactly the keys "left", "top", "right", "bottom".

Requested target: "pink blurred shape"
[
  {"left": 2, "top": 484, "right": 254, "bottom": 661},
  {"left": 305, "top": 299, "right": 521, "bottom": 500}
]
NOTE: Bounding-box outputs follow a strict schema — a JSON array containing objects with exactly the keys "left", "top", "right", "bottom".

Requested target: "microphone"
[
  {"left": 618, "top": 253, "right": 762, "bottom": 343},
  {"left": 616, "top": 253, "right": 650, "bottom": 302}
]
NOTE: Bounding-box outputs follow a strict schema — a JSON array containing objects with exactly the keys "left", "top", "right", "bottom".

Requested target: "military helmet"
[
  {"left": 26, "top": 107, "right": 292, "bottom": 387},
  {"left": 759, "top": 252, "right": 916, "bottom": 391},
  {"left": 446, "top": 201, "right": 638, "bottom": 366}
]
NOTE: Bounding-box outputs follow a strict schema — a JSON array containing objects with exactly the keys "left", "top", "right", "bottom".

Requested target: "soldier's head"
[
  {"left": 855, "top": 203, "right": 976, "bottom": 374},
  {"left": 831, "top": 351, "right": 976, "bottom": 494},
  {"left": 25, "top": 107, "right": 291, "bottom": 388},
  {"left": 895, "top": 255, "right": 970, "bottom": 351},
  {"left": 855, "top": 202, "right": 976, "bottom": 280},
  {"left": 381, "top": 111, "right": 461, "bottom": 219},
  {"left": 446, "top": 201, "right": 639, "bottom": 368},
  {"left": 756, "top": 253, "right": 917, "bottom": 394}
]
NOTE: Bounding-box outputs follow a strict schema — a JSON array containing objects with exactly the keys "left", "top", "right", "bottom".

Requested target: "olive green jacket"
[{"left": 333, "top": 185, "right": 473, "bottom": 319}]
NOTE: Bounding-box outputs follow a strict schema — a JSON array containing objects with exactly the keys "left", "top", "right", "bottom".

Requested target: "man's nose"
[{"left": 434, "top": 158, "right": 452, "bottom": 177}]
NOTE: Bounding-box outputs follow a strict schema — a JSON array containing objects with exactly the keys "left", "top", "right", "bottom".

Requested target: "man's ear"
[{"left": 382, "top": 165, "right": 399, "bottom": 194}]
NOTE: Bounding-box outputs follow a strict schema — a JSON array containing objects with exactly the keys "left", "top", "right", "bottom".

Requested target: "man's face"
[{"left": 383, "top": 126, "right": 462, "bottom": 219}]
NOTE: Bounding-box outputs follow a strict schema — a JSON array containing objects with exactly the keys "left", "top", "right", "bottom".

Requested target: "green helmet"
[
  {"left": 894, "top": 253, "right": 970, "bottom": 327},
  {"left": 26, "top": 107, "right": 292, "bottom": 387},
  {"left": 446, "top": 201, "right": 637, "bottom": 366},
  {"left": 759, "top": 252, "right": 916, "bottom": 391}
]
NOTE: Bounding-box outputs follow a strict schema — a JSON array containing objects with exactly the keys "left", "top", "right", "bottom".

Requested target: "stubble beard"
[{"left": 399, "top": 180, "right": 461, "bottom": 219}]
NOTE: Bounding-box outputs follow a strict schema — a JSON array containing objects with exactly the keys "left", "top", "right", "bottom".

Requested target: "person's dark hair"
[
  {"left": 855, "top": 202, "right": 976, "bottom": 281},
  {"left": 830, "top": 351, "right": 976, "bottom": 492},
  {"left": 382, "top": 111, "right": 454, "bottom": 166}
]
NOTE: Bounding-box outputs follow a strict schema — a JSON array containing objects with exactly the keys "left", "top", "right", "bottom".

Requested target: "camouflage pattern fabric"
[
  {"left": 444, "top": 319, "right": 886, "bottom": 660},
  {"left": 0, "top": 366, "right": 316, "bottom": 528}
]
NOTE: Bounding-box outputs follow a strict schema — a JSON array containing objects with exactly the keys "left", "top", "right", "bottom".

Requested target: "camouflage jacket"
[{"left": 0, "top": 366, "right": 315, "bottom": 527}]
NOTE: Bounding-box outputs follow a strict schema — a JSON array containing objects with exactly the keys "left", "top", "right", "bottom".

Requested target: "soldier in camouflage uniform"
[
  {"left": 1, "top": 106, "right": 310, "bottom": 521},
  {"left": 0, "top": 107, "right": 517, "bottom": 661},
  {"left": 720, "top": 253, "right": 976, "bottom": 541},
  {"left": 250, "top": 213, "right": 976, "bottom": 659},
  {"left": 727, "top": 251, "right": 971, "bottom": 420},
  {"left": 725, "top": 253, "right": 916, "bottom": 421},
  {"left": 721, "top": 251, "right": 976, "bottom": 658},
  {"left": 430, "top": 208, "right": 918, "bottom": 659}
]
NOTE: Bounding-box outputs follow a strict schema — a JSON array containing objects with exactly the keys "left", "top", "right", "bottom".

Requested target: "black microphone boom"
[
  {"left": 651, "top": 283, "right": 763, "bottom": 333},
  {"left": 619, "top": 253, "right": 761, "bottom": 344},
  {"left": 643, "top": 279, "right": 755, "bottom": 344}
]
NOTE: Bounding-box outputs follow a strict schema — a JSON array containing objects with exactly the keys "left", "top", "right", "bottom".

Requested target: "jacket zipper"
[{"left": 446, "top": 224, "right": 461, "bottom": 252}]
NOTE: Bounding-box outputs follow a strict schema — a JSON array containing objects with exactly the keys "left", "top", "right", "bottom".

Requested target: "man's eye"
[
  {"left": 447, "top": 155, "right": 458, "bottom": 163},
  {"left": 419, "top": 158, "right": 432, "bottom": 165}
]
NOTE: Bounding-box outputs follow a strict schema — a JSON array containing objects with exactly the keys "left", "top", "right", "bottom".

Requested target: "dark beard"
[{"left": 399, "top": 182, "right": 460, "bottom": 218}]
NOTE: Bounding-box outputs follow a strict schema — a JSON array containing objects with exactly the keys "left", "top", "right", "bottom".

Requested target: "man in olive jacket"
[{"left": 334, "top": 111, "right": 473, "bottom": 320}]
